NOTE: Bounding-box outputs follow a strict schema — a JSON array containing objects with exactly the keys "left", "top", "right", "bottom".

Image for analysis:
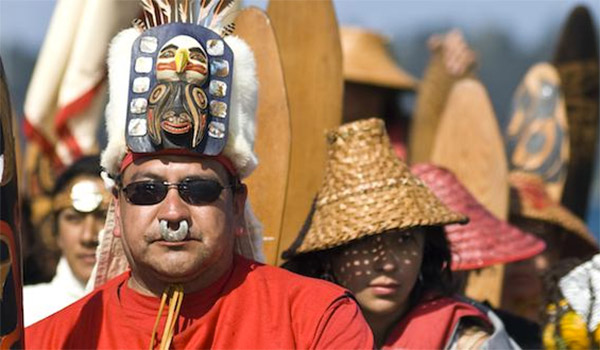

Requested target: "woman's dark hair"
[
  {"left": 283, "top": 225, "right": 455, "bottom": 308},
  {"left": 53, "top": 155, "right": 102, "bottom": 196},
  {"left": 407, "top": 226, "right": 454, "bottom": 307}
]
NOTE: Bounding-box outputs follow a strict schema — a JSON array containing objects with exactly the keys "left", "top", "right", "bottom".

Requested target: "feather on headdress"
[{"left": 139, "top": 0, "right": 240, "bottom": 36}]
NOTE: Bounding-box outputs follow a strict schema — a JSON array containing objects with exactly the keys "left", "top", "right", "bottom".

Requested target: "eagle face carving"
[
  {"left": 156, "top": 35, "right": 208, "bottom": 85},
  {"left": 148, "top": 34, "right": 209, "bottom": 149}
]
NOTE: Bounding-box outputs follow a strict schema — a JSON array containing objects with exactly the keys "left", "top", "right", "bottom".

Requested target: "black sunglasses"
[{"left": 121, "top": 179, "right": 234, "bottom": 205}]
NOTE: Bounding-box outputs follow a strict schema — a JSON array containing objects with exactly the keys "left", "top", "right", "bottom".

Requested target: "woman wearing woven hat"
[
  {"left": 283, "top": 118, "right": 520, "bottom": 349},
  {"left": 501, "top": 171, "right": 599, "bottom": 325}
]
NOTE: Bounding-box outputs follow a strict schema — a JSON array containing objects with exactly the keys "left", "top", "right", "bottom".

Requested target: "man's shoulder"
[{"left": 235, "top": 255, "right": 349, "bottom": 299}]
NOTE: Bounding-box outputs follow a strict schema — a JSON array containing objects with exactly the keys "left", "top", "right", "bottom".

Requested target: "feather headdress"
[
  {"left": 99, "top": 0, "right": 263, "bottom": 269},
  {"left": 138, "top": 0, "right": 240, "bottom": 36},
  {"left": 102, "top": 0, "right": 257, "bottom": 179}
]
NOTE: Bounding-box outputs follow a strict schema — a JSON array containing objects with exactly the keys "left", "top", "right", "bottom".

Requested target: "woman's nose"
[{"left": 373, "top": 248, "right": 399, "bottom": 272}]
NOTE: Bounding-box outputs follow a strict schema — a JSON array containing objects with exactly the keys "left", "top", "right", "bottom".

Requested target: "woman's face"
[{"left": 330, "top": 229, "right": 425, "bottom": 319}]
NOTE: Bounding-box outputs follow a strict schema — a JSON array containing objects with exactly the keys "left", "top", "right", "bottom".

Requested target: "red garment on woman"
[
  {"left": 382, "top": 296, "right": 490, "bottom": 349},
  {"left": 26, "top": 255, "right": 373, "bottom": 349}
]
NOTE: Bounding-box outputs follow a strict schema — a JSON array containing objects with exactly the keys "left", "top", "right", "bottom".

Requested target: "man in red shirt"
[{"left": 25, "top": 1, "right": 373, "bottom": 349}]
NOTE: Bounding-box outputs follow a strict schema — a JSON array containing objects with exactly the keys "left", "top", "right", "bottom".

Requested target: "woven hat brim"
[
  {"left": 341, "top": 27, "right": 418, "bottom": 90},
  {"left": 296, "top": 179, "right": 466, "bottom": 254},
  {"left": 446, "top": 219, "right": 546, "bottom": 271},
  {"left": 413, "top": 164, "right": 547, "bottom": 270},
  {"left": 509, "top": 171, "right": 598, "bottom": 250}
]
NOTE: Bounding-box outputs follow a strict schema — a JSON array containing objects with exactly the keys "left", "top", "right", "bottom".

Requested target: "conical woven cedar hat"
[
  {"left": 294, "top": 118, "right": 466, "bottom": 254},
  {"left": 509, "top": 171, "right": 597, "bottom": 251},
  {"left": 341, "top": 26, "right": 417, "bottom": 90},
  {"left": 553, "top": 5, "right": 599, "bottom": 219},
  {"left": 502, "top": 62, "right": 569, "bottom": 203},
  {"left": 412, "top": 164, "right": 546, "bottom": 271}
]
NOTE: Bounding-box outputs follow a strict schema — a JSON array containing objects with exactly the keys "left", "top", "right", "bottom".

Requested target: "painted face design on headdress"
[
  {"left": 126, "top": 23, "right": 233, "bottom": 156},
  {"left": 156, "top": 35, "right": 208, "bottom": 84},
  {"left": 503, "top": 64, "right": 569, "bottom": 200}
]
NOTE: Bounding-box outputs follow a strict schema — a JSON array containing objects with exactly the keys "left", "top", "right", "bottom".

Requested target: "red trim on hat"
[{"left": 120, "top": 149, "right": 237, "bottom": 176}]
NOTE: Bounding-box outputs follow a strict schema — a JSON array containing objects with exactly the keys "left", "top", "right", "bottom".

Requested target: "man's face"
[
  {"left": 330, "top": 229, "right": 425, "bottom": 321},
  {"left": 116, "top": 155, "right": 244, "bottom": 292},
  {"left": 57, "top": 177, "right": 107, "bottom": 285}
]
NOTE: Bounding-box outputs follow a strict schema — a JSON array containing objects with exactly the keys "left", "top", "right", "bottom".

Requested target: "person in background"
[
  {"left": 284, "top": 118, "right": 519, "bottom": 349},
  {"left": 340, "top": 26, "right": 417, "bottom": 159},
  {"left": 23, "top": 155, "right": 110, "bottom": 326},
  {"left": 412, "top": 163, "right": 546, "bottom": 349},
  {"left": 502, "top": 171, "right": 598, "bottom": 325}
]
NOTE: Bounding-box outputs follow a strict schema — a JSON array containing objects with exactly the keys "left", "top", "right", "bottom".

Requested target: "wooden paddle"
[
  {"left": 267, "top": 0, "right": 343, "bottom": 265},
  {"left": 234, "top": 7, "right": 292, "bottom": 266},
  {"left": 502, "top": 63, "right": 569, "bottom": 203},
  {"left": 431, "top": 78, "right": 509, "bottom": 307},
  {"left": 0, "top": 58, "right": 24, "bottom": 348},
  {"left": 553, "top": 5, "right": 599, "bottom": 219}
]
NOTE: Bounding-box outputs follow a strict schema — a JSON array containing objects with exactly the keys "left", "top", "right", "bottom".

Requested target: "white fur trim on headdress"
[
  {"left": 222, "top": 36, "right": 258, "bottom": 179},
  {"left": 100, "top": 30, "right": 259, "bottom": 180},
  {"left": 101, "top": 28, "right": 140, "bottom": 177}
]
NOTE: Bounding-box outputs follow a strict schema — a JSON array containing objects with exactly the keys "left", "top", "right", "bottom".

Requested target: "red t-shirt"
[
  {"left": 26, "top": 255, "right": 374, "bottom": 349},
  {"left": 383, "top": 296, "right": 490, "bottom": 349}
]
